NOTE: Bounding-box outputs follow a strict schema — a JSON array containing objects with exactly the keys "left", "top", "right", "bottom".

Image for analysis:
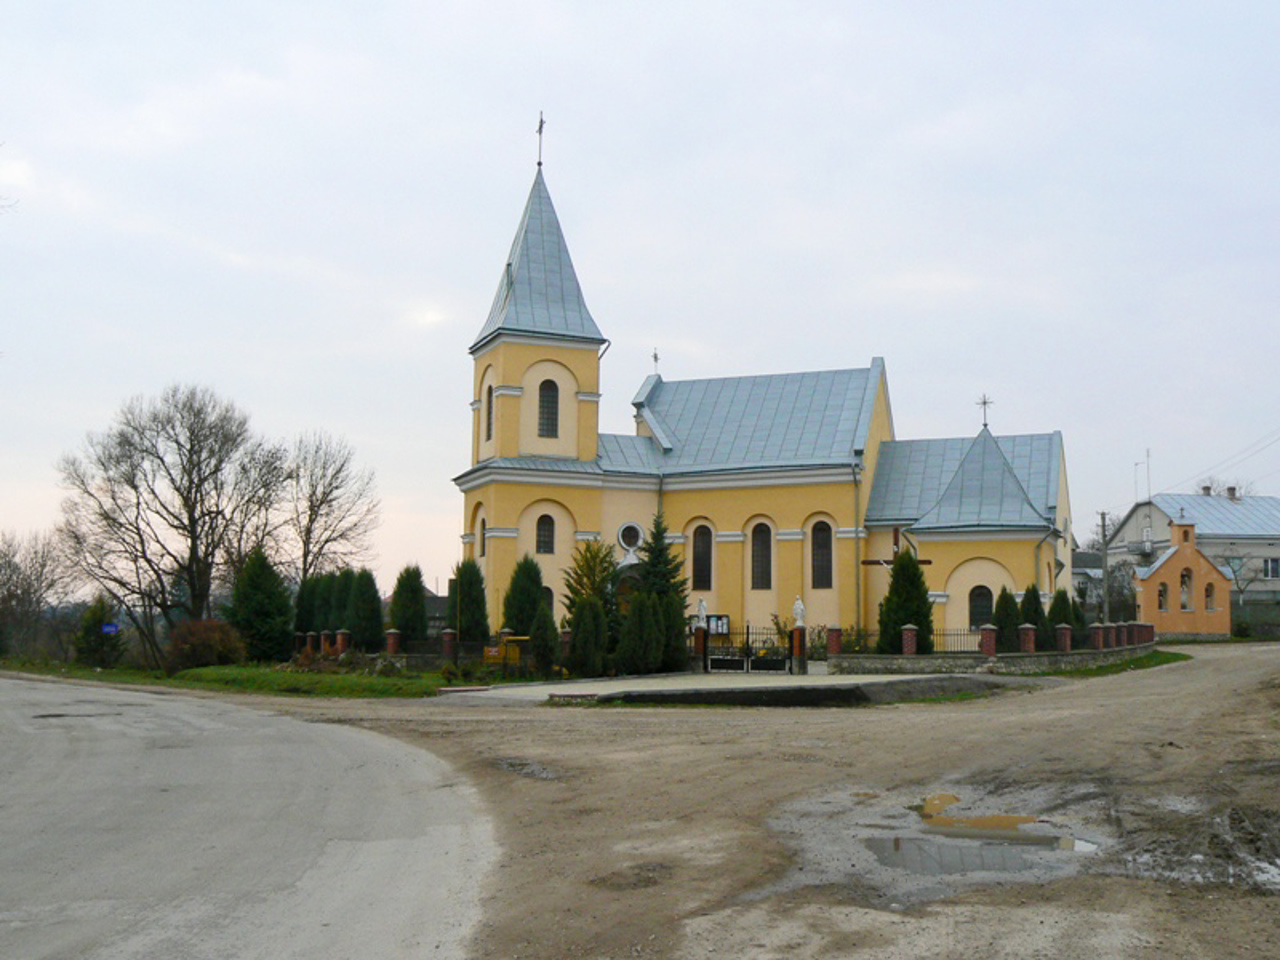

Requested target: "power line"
[{"left": 1158, "top": 424, "right": 1280, "bottom": 494}]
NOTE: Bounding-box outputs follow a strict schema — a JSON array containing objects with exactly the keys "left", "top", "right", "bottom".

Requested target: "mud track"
[{"left": 265, "top": 643, "right": 1280, "bottom": 959}]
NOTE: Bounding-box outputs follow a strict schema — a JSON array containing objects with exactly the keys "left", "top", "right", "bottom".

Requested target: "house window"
[
  {"left": 1180, "top": 569, "right": 1192, "bottom": 611},
  {"left": 1158, "top": 583, "right": 1168, "bottom": 612},
  {"left": 1205, "top": 582, "right": 1216, "bottom": 611},
  {"left": 811, "top": 522, "right": 833, "bottom": 590},
  {"left": 1264, "top": 558, "right": 1280, "bottom": 579},
  {"left": 751, "top": 523, "right": 772, "bottom": 590},
  {"left": 536, "top": 514, "right": 555, "bottom": 554},
  {"left": 692, "top": 525, "right": 712, "bottom": 591},
  {"left": 968, "top": 585, "right": 993, "bottom": 629},
  {"left": 485, "top": 385, "right": 493, "bottom": 442},
  {"left": 479, "top": 519, "right": 486, "bottom": 557},
  {"left": 538, "top": 380, "right": 559, "bottom": 438}
]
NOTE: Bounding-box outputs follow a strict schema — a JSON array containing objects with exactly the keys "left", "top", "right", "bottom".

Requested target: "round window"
[{"left": 619, "top": 523, "right": 643, "bottom": 550}]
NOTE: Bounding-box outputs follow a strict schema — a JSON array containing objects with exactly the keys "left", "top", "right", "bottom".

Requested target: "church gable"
[{"left": 912, "top": 428, "right": 1048, "bottom": 531}]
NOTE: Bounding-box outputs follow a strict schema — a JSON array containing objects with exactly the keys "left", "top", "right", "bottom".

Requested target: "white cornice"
[
  {"left": 493, "top": 386, "right": 523, "bottom": 398},
  {"left": 776, "top": 530, "right": 804, "bottom": 541},
  {"left": 471, "top": 333, "right": 603, "bottom": 359},
  {"left": 912, "top": 529, "right": 1049, "bottom": 542},
  {"left": 836, "top": 528, "right": 866, "bottom": 539},
  {"left": 484, "top": 527, "right": 519, "bottom": 538},
  {"left": 576, "top": 392, "right": 602, "bottom": 403},
  {"left": 469, "top": 400, "right": 481, "bottom": 411},
  {"left": 575, "top": 531, "right": 601, "bottom": 541},
  {"left": 460, "top": 534, "right": 475, "bottom": 544},
  {"left": 928, "top": 592, "right": 949, "bottom": 603},
  {"left": 716, "top": 532, "right": 746, "bottom": 543}
]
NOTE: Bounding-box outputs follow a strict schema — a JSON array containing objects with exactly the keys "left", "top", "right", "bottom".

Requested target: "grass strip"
[{"left": 1047, "top": 649, "right": 1192, "bottom": 678}]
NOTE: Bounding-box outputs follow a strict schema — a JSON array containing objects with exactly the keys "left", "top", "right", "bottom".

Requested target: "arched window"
[
  {"left": 541, "top": 587, "right": 554, "bottom": 612},
  {"left": 1205, "top": 582, "right": 1216, "bottom": 611},
  {"left": 811, "top": 521, "right": 833, "bottom": 589},
  {"left": 751, "top": 523, "right": 772, "bottom": 590},
  {"left": 538, "top": 380, "right": 559, "bottom": 438},
  {"left": 1182, "top": 529, "right": 1190, "bottom": 543},
  {"left": 692, "top": 525, "right": 712, "bottom": 591},
  {"left": 968, "top": 585, "right": 993, "bottom": 629},
  {"left": 479, "top": 519, "right": 486, "bottom": 557},
  {"left": 1157, "top": 582, "right": 1168, "bottom": 612},
  {"left": 536, "top": 514, "right": 555, "bottom": 554},
  {"left": 485, "top": 385, "right": 494, "bottom": 442},
  {"left": 1180, "top": 569, "right": 1192, "bottom": 611}
]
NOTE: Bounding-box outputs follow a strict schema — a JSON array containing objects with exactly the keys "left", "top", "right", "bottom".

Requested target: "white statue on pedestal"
[
  {"left": 792, "top": 595, "right": 805, "bottom": 628},
  {"left": 695, "top": 598, "right": 708, "bottom": 630}
]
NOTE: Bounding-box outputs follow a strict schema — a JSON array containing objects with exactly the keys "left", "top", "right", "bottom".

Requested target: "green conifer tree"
[
  {"left": 993, "top": 586, "right": 1021, "bottom": 652},
  {"left": 561, "top": 540, "right": 621, "bottom": 648},
  {"left": 1046, "top": 588, "right": 1073, "bottom": 648},
  {"left": 227, "top": 547, "right": 294, "bottom": 662},
  {"left": 876, "top": 550, "right": 934, "bottom": 654},
  {"left": 388, "top": 564, "right": 429, "bottom": 647},
  {"left": 1020, "top": 582, "right": 1050, "bottom": 650},
  {"left": 74, "top": 594, "right": 126, "bottom": 668},
  {"left": 330, "top": 568, "right": 357, "bottom": 631},
  {"left": 454, "top": 558, "right": 490, "bottom": 648},
  {"left": 311, "top": 573, "right": 335, "bottom": 634},
  {"left": 346, "top": 568, "right": 383, "bottom": 651},
  {"left": 502, "top": 555, "right": 545, "bottom": 636},
  {"left": 528, "top": 601, "right": 559, "bottom": 678},
  {"left": 293, "top": 577, "right": 315, "bottom": 635},
  {"left": 567, "top": 596, "right": 607, "bottom": 677}
]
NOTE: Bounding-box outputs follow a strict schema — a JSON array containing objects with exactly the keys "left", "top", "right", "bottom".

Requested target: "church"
[{"left": 454, "top": 167, "right": 1074, "bottom": 642}]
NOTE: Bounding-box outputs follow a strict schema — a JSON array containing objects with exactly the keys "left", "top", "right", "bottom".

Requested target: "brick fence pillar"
[
  {"left": 320, "top": 630, "right": 333, "bottom": 656},
  {"left": 1055, "top": 623, "right": 1072, "bottom": 653},
  {"left": 1019, "top": 623, "right": 1037, "bottom": 654},
  {"left": 560, "top": 628, "right": 572, "bottom": 666},
  {"left": 336, "top": 629, "right": 351, "bottom": 655},
  {"left": 305, "top": 631, "right": 317, "bottom": 654},
  {"left": 1090, "top": 623, "right": 1104, "bottom": 650},
  {"left": 1104, "top": 623, "right": 1116, "bottom": 648},
  {"left": 693, "top": 627, "right": 708, "bottom": 672},
  {"left": 1117, "top": 622, "right": 1128, "bottom": 647},
  {"left": 294, "top": 632, "right": 304, "bottom": 655},
  {"left": 385, "top": 628, "right": 400, "bottom": 656},
  {"left": 791, "top": 626, "right": 807, "bottom": 675},
  {"left": 442, "top": 628, "right": 457, "bottom": 664},
  {"left": 827, "top": 625, "right": 843, "bottom": 657},
  {"left": 979, "top": 624, "right": 997, "bottom": 658},
  {"left": 901, "top": 624, "right": 918, "bottom": 657},
  {"left": 1128, "top": 622, "right": 1140, "bottom": 646},
  {"left": 1142, "top": 622, "right": 1156, "bottom": 644}
]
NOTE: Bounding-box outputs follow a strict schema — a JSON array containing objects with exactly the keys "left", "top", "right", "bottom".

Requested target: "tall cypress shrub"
[
  {"left": 1020, "top": 583, "right": 1050, "bottom": 650},
  {"left": 528, "top": 602, "right": 559, "bottom": 678},
  {"left": 227, "top": 547, "right": 293, "bottom": 662},
  {"left": 389, "top": 565, "right": 429, "bottom": 647},
  {"left": 454, "top": 559, "right": 490, "bottom": 647},
  {"left": 993, "top": 586, "right": 1021, "bottom": 652},
  {"left": 346, "top": 568, "right": 383, "bottom": 651},
  {"left": 876, "top": 550, "right": 933, "bottom": 654},
  {"left": 567, "top": 596, "right": 607, "bottom": 677},
  {"left": 503, "top": 555, "right": 545, "bottom": 636}
]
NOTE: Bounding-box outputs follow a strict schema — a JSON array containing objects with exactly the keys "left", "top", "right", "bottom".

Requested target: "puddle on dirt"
[{"left": 761, "top": 784, "right": 1111, "bottom": 907}]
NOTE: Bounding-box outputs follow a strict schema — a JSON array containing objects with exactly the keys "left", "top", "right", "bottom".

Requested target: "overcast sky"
[{"left": 4, "top": 2, "right": 1279, "bottom": 594}]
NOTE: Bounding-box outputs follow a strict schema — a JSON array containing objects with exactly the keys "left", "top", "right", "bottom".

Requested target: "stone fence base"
[{"left": 830, "top": 641, "right": 1157, "bottom": 676}]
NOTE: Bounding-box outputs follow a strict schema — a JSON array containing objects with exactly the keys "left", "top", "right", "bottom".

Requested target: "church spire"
[{"left": 469, "top": 168, "right": 605, "bottom": 355}]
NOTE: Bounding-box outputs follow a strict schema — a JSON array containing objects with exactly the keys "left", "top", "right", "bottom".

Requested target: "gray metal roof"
[
  {"left": 867, "top": 431, "right": 1062, "bottom": 528},
  {"left": 911, "top": 428, "right": 1048, "bottom": 531},
  {"left": 597, "top": 434, "right": 664, "bottom": 474},
  {"left": 470, "top": 169, "right": 605, "bottom": 353},
  {"left": 1149, "top": 493, "right": 1280, "bottom": 538},
  {"left": 630, "top": 363, "right": 882, "bottom": 474}
]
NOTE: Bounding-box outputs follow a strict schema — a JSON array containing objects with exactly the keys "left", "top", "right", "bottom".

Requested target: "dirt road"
[{"left": 271, "top": 643, "right": 1280, "bottom": 959}]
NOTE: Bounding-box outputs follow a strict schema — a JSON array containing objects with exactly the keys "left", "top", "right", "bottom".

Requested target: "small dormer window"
[{"left": 538, "top": 380, "right": 559, "bottom": 438}]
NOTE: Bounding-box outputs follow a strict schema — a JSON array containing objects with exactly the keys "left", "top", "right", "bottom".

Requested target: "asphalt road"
[{"left": 0, "top": 677, "right": 495, "bottom": 959}]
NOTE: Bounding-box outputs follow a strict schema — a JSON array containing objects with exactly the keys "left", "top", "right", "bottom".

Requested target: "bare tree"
[
  {"left": 0, "top": 530, "right": 69, "bottom": 656},
  {"left": 1194, "top": 476, "right": 1256, "bottom": 497},
  {"left": 58, "top": 385, "right": 288, "bottom": 668},
  {"left": 284, "top": 432, "right": 380, "bottom": 583}
]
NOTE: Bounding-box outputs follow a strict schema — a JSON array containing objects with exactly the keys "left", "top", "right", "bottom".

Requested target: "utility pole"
[{"left": 1099, "top": 511, "right": 1110, "bottom": 623}]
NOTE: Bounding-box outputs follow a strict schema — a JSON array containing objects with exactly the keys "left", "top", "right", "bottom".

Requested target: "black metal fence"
[
  {"left": 701, "top": 627, "right": 793, "bottom": 673},
  {"left": 933, "top": 628, "right": 983, "bottom": 652}
]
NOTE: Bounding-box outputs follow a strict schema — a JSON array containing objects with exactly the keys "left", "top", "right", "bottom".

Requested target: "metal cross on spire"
[
  {"left": 977, "top": 394, "right": 993, "bottom": 429},
  {"left": 536, "top": 111, "right": 546, "bottom": 167},
  {"left": 652, "top": 347, "right": 660, "bottom": 373}
]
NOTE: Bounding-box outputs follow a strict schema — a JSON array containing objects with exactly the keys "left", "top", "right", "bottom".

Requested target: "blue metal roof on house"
[
  {"left": 1150, "top": 494, "right": 1280, "bottom": 539},
  {"left": 629, "top": 363, "right": 882, "bottom": 474},
  {"left": 470, "top": 169, "right": 604, "bottom": 353},
  {"left": 867, "top": 431, "right": 1062, "bottom": 528}
]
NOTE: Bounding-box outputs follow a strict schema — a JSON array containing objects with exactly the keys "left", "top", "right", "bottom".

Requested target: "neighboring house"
[
  {"left": 1109, "top": 490, "right": 1280, "bottom": 632},
  {"left": 1133, "top": 521, "right": 1231, "bottom": 639},
  {"left": 1073, "top": 550, "right": 1104, "bottom": 606},
  {"left": 454, "top": 166, "right": 1073, "bottom": 637}
]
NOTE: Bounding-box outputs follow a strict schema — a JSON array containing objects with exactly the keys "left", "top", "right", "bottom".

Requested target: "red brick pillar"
[
  {"left": 385, "top": 628, "right": 400, "bottom": 656},
  {"left": 1018, "top": 623, "right": 1036, "bottom": 654},
  {"left": 294, "top": 632, "right": 304, "bottom": 655},
  {"left": 979, "top": 624, "right": 997, "bottom": 658},
  {"left": 1117, "top": 622, "right": 1128, "bottom": 647},
  {"left": 306, "top": 631, "right": 317, "bottom": 654},
  {"left": 560, "top": 628, "right": 572, "bottom": 665},
  {"left": 1143, "top": 622, "right": 1155, "bottom": 644},
  {"left": 1105, "top": 623, "right": 1116, "bottom": 648},
  {"left": 1055, "top": 623, "right": 1072, "bottom": 652},
  {"left": 1090, "top": 623, "right": 1104, "bottom": 650},
  {"left": 336, "top": 629, "right": 351, "bottom": 655},
  {"left": 792, "top": 626, "right": 807, "bottom": 675},
  {"left": 442, "top": 628, "right": 457, "bottom": 664},
  {"left": 827, "top": 626, "right": 842, "bottom": 657},
  {"left": 320, "top": 630, "right": 333, "bottom": 656},
  {"left": 901, "top": 624, "right": 918, "bottom": 657},
  {"left": 694, "top": 627, "right": 708, "bottom": 672},
  {"left": 1128, "top": 622, "right": 1139, "bottom": 646}
]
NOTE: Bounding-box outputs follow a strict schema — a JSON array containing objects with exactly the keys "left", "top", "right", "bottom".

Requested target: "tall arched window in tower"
[
  {"left": 479, "top": 519, "right": 486, "bottom": 557},
  {"left": 968, "top": 585, "right": 993, "bottom": 629},
  {"left": 485, "top": 385, "right": 494, "bottom": 442},
  {"left": 536, "top": 514, "right": 555, "bottom": 554},
  {"left": 538, "top": 380, "right": 559, "bottom": 438},
  {"left": 751, "top": 523, "right": 772, "bottom": 591},
  {"left": 692, "top": 525, "right": 713, "bottom": 591},
  {"left": 811, "top": 521, "right": 833, "bottom": 589}
]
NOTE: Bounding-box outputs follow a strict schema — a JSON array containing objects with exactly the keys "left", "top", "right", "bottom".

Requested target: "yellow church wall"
[
  {"left": 936, "top": 557, "right": 1017, "bottom": 631},
  {"left": 857, "top": 368, "right": 896, "bottom": 489},
  {"left": 1055, "top": 452, "right": 1074, "bottom": 588},
  {"left": 518, "top": 359, "right": 580, "bottom": 459},
  {"left": 801, "top": 512, "right": 840, "bottom": 631}
]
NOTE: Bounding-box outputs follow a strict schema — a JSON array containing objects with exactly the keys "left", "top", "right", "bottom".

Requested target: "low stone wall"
[{"left": 829, "top": 641, "right": 1157, "bottom": 676}]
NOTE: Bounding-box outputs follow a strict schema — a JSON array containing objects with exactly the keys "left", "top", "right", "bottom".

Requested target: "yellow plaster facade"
[{"left": 1134, "top": 522, "right": 1231, "bottom": 637}]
